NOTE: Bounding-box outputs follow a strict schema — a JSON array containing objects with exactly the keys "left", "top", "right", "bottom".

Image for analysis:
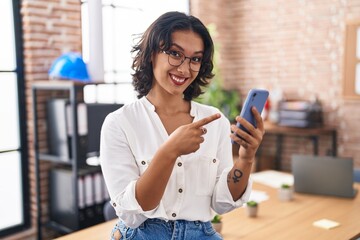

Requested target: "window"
[
  {"left": 343, "top": 20, "right": 360, "bottom": 99},
  {"left": 0, "top": 0, "right": 29, "bottom": 237},
  {"left": 80, "top": 0, "right": 189, "bottom": 103}
]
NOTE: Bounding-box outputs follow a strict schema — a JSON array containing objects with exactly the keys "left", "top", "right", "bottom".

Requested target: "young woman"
[{"left": 100, "top": 11, "right": 265, "bottom": 240}]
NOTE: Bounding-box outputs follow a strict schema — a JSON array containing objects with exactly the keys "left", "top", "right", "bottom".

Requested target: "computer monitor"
[
  {"left": 86, "top": 103, "right": 123, "bottom": 157},
  {"left": 292, "top": 154, "right": 357, "bottom": 198}
]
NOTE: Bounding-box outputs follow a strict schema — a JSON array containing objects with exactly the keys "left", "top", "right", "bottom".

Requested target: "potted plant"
[
  {"left": 246, "top": 200, "right": 258, "bottom": 217},
  {"left": 278, "top": 183, "right": 294, "bottom": 201},
  {"left": 211, "top": 214, "right": 223, "bottom": 233}
]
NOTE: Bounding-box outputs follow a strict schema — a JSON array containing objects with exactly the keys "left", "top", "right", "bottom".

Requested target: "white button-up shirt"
[{"left": 100, "top": 97, "right": 252, "bottom": 228}]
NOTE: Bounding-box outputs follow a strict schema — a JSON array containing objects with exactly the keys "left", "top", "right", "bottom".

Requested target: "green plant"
[
  {"left": 246, "top": 200, "right": 258, "bottom": 207},
  {"left": 195, "top": 24, "right": 241, "bottom": 122},
  {"left": 211, "top": 214, "right": 222, "bottom": 223},
  {"left": 281, "top": 183, "right": 291, "bottom": 189}
]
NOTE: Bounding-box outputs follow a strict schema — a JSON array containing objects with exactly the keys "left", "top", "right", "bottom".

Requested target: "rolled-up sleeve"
[
  {"left": 110, "top": 180, "right": 163, "bottom": 228},
  {"left": 211, "top": 168, "right": 252, "bottom": 214}
]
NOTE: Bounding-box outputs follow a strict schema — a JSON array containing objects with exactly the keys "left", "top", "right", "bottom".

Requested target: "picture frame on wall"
[{"left": 343, "top": 20, "right": 360, "bottom": 100}]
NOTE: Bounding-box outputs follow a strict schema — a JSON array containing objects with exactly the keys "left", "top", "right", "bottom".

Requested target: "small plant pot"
[
  {"left": 212, "top": 222, "right": 223, "bottom": 233},
  {"left": 278, "top": 187, "right": 293, "bottom": 201},
  {"left": 246, "top": 206, "right": 258, "bottom": 218}
]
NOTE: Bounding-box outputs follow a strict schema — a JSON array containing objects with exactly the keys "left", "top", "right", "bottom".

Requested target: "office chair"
[
  {"left": 354, "top": 168, "right": 360, "bottom": 183},
  {"left": 103, "top": 201, "right": 117, "bottom": 221}
]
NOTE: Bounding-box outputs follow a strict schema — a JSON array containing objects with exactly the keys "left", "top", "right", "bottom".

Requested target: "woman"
[{"left": 100, "top": 11, "right": 265, "bottom": 240}]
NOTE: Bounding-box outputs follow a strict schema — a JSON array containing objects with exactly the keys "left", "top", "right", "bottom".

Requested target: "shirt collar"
[
  {"left": 140, "top": 96, "right": 156, "bottom": 111},
  {"left": 141, "top": 96, "right": 197, "bottom": 117}
]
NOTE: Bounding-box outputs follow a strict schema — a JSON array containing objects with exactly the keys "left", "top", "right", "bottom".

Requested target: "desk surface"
[
  {"left": 264, "top": 121, "right": 336, "bottom": 136},
  {"left": 55, "top": 174, "right": 360, "bottom": 240},
  {"left": 221, "top": 181, "right": 360, "bottom": 240}
]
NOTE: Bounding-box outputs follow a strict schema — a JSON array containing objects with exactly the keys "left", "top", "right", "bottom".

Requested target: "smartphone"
[{"left": 232, "top": 89, "right": 269, "bottom": 143}]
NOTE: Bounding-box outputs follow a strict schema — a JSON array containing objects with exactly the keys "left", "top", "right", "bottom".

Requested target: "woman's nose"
[{"left": 176, "top": 58, "right": 191, "bottom": 73}]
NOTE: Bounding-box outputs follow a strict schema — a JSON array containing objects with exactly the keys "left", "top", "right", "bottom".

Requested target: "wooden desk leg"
[
  {"left": 310, "top": 136, "right": 319, "bottom": 155},
  {"left": 332, "top": 130, "right": 337, "bottom": 156},
  {"left": 275, "top": 134, "right": 283, "bottom": 170}
]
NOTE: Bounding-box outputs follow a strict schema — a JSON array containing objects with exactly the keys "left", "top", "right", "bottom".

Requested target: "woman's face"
[{"left": 151, "top": 30, "right": 204, "bottom": 98}]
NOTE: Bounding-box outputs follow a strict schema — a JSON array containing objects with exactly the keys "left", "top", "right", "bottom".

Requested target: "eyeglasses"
[{"left": 162, "top": 50, "right": 202, "bottom": 72}]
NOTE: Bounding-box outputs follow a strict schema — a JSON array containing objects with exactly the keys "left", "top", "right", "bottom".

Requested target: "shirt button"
[
  {"left": 172, "top": 213, "right": 176, "bottom": 217},
  {"left": 112, "top": 202, "right": 116, "bottom": 207},
  {"left": 177, "top": 162, "right": 182, "bottom": 167},
  {"left": 213, "top": 159, "right": 216, "bottom": 163},
  {"left": 178, "top": 188, "right": 183, "bottom": 193},
  {"left": 141, "top": 161, "right": 146, "bottom": 165}
]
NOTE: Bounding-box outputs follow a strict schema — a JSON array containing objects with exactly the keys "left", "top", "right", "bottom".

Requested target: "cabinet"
[{"left": 32, "top": 81, "right": 115, "bottom": 239}]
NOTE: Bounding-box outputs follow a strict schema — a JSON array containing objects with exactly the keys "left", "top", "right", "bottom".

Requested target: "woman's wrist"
[
  {"left": 157, "top": 142, "right": 179, "bottom": 164},
  {"left": 236, "top": 155, "right": 255, "bottom": 166},
  {"left": 233, "top": 157, "right": 254, "bottom": 176}
]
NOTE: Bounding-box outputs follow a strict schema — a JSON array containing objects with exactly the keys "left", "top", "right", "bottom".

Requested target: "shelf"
[
  {"left": 45, "top": 221, "right": 73, "bottom": 235},
  {"left": 32, "top": 81, "right": 86, "bottom": 90},
  {"left": 38, "top": 153, "right": 73, "bottom": 165},
  {"left": 33, "top": 82, "right": 84, "bottom": 240},
  {"left": 33, "top": 81, "right": 111, "bottom": 239}
]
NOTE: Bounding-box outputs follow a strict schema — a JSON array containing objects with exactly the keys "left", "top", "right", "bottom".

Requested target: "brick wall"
[
  {"left": 9, "top": 0, "right": 360, "bottom": 239},
  {"left": 191, "top": 0, "right": 360, "bottom": 170},
  {"left": 13, "top": 0, "right": 82, "bottom": 239}
]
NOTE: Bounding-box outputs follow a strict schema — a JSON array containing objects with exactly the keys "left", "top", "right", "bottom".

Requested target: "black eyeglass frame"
[{"left": 161, "top": 50, "right": 202, "bottom": 72}]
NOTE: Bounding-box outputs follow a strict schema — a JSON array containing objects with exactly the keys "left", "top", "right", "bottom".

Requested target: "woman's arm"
[
  {"left": 228, "top": 107, "right": 265, "bottom": 201},
  {"left": 134, "top": 144, "right": 178, "bottom": 211}
]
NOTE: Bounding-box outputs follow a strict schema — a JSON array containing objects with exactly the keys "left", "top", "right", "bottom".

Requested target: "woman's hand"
[
  {"left": 165, "top": 113, "right": 221, "bottom": 157},
  {"left": 230, "top": 107, "right": 265, "bottom": 162}
]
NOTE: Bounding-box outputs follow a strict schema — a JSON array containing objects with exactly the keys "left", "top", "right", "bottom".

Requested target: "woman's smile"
[{"left": 170, "top": 73, "right": 187, "bottom": 86}]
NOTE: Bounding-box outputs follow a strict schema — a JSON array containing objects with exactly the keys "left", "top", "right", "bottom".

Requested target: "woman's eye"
[
  {"left": 169, "top": 51, "right": 181, "bottom": 58},
  {"left": 192, "top": 57, "right": 202, "bottom": 63}
]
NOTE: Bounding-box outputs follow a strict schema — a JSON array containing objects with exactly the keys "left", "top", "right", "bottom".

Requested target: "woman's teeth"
[{"left": 171, "top": 75, "right": 186, "bottom": 83}]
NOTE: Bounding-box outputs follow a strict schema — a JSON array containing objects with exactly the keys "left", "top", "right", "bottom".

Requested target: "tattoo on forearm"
[{"left": 231, "top": 169, "right": 243, "bottom": 183}]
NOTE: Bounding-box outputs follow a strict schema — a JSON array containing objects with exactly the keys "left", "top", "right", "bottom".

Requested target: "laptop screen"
[{"left": 291, "top": 154, "right": 356, "bottom": 198}]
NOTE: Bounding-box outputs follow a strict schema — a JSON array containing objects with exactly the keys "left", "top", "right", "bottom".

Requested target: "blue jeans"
[{"left": 110, "top": 218, "right": 223, "bottom": 240}]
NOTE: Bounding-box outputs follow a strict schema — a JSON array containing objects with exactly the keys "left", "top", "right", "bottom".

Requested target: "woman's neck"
[{"left": 146, "top": 91, "right": 190, "bottom": 115}]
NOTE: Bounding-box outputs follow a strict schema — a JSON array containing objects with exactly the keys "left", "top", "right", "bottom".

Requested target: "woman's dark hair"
[{"left": 131, "top": 11, "right": 214, "bottom": 101}]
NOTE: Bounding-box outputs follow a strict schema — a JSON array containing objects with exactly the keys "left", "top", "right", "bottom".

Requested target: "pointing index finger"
[{"left": 192, "top": 113, "right": 221, "bottom": 128}]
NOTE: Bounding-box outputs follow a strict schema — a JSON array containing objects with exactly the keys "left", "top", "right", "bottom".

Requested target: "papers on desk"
[
  {"left": 251, "top": 170, "right": 294, "bottom": 189},
  {"left": 248, "top": 190, "right": 269, "bottom": 203},
  {"left": 313, "top": 219, "right": 340, "bottom": 230},
  {"left": 241, "top": 190, "right": 269, "bottom": 207}
]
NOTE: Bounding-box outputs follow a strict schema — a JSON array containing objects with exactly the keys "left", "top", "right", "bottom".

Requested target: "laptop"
[{"left": 291, "top": 154, "right": 357, "bottom": 198}]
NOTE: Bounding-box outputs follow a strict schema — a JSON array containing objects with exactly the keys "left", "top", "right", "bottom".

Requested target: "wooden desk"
[
  {"left": 221, "top": 181, "right": 360, "bottom": 240},
  {"left": 55, "top": 181, "right": 360, "bottom": 240},
  {"left": 262, "top": 121, "right": 337, "bottom": 170},
  {"left": 55, "top": 219, "right": 117, "bottom": 240}
]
